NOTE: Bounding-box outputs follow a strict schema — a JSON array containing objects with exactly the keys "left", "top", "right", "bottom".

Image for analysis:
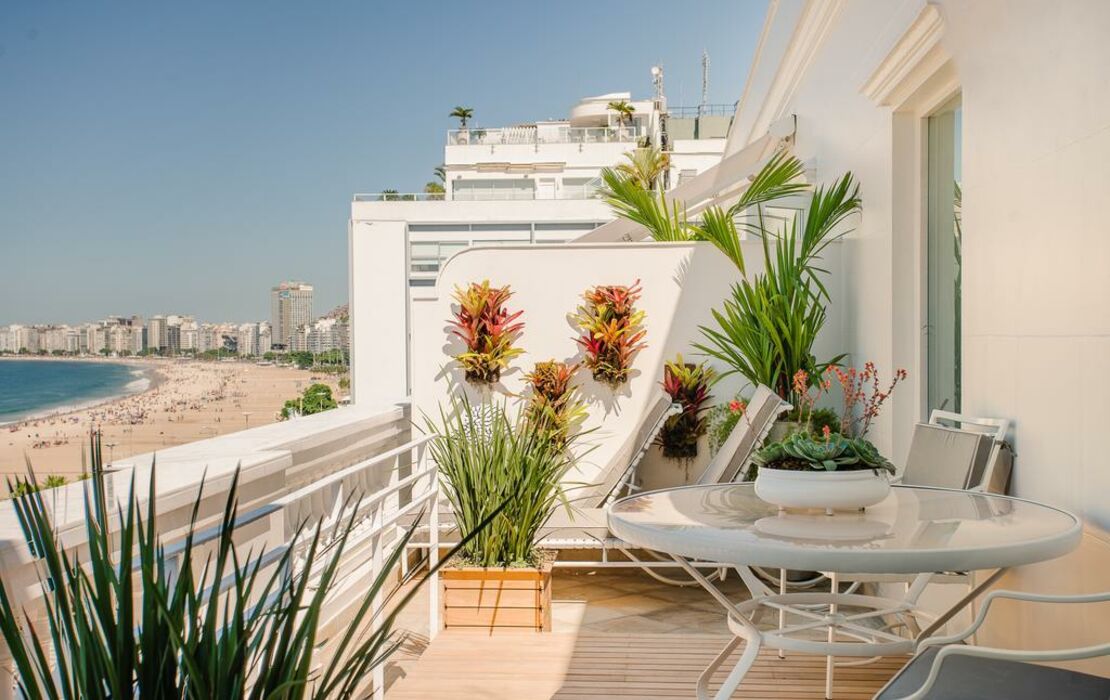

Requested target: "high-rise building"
[
  {"left": 148, "top": 315, "right": 167, "bottom": 353},
  {"left": 270, "top": 281, "right": 313, "bottom": 351}
]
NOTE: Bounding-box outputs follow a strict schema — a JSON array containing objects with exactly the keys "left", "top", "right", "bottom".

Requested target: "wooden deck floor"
[{"left": 388, "top": 630, "right": 904, "bottom": 699}]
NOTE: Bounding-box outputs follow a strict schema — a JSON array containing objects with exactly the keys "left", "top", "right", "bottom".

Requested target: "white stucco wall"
[
  {"left": 406, "top": 240, "right": 844, "bottom": 496},
  {"left": 739, "top": 0, "right": 1110, "bottom": 665}
]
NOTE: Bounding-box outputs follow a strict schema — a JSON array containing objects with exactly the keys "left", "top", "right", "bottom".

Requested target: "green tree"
[
  {"left": 614, "top": 147, "right": 670, "bottom": 191},
  {"left": 449, "top": 106, "right": 474, "bottom": 128},
  {"left": 607, "top": 100, "right": 635, "bottom": 126},
  {"left": 281, "top": 383, "right": 338, "bottom": 420}
]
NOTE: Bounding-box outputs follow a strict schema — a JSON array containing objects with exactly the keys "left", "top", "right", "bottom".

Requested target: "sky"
[{"left": 0, "top": 1, "right": 768, "bottom": 325}]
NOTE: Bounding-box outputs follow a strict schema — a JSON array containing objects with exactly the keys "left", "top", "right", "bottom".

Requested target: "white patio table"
[{"left": 607, "top": 483, "right": 1081, "bottom": 700}]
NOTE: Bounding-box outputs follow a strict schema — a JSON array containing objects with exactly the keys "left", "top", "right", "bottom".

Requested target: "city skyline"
[{"left": 0, "top": 1, "right": 765, "bottom": 323}]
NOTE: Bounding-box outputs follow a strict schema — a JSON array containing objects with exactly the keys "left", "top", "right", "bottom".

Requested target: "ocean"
[{"left": 0, "top": 360, "right": 150, "bottom": 425}]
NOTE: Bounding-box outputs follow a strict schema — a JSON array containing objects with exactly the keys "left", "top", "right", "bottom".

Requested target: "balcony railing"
[
  {"left": 667, "top": 103, "right": 737, "bottom": 118},
  {"left": 447, "top": 125, "right": 642, "bottom": 146},
  {"left": 352, "top": 192, "right": 445, "bottom": 202}
]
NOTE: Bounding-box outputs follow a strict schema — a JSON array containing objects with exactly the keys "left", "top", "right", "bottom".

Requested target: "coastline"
[
  {"left": 2, "top": 359, "right": 339, "bottom": 479},
  {"left": 0, "top": 357, "right": 166, "bottom": 428}
]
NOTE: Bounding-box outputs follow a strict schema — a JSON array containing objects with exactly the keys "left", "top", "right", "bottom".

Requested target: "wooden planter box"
[{"left": 441, "top": 562, "right": 552, "bottom": 631}]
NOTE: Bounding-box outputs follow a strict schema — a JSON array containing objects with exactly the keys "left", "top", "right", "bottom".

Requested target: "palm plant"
[
  {"left": 426, "top": 400, "right": 585, "bottom": 568},
  {"left": 449, "top": 106, "right": 473, "bottom": 128},
  {"left": 614, "top": 147, "right": 670, "bottom": 190},
  {"left": 695, "top": 172, "right": 859, "bottom": 398},
  {"left": 0, "top": 431, "right": 497, "bottom": 699},
  {"left": 607, "top": 100, "right": 634, "bottom": 126}
]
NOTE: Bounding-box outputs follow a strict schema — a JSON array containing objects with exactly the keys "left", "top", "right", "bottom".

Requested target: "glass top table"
[
  {"left": 606, "top": 484, "right": 1082, "bottom": 700},
  {"left": 608, "top": 483, "right": 1081, "bottom": 575}
]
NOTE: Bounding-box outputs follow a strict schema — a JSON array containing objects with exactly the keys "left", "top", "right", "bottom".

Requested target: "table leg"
[
  {"left": 826, "top": 572, "right": 838, "bottom": 699},
  {"left": 673, "top": 556, "right": 763, "bottom": 700},
  {"left": 778, "top": 568, "right": 787, "bottom": 660}
]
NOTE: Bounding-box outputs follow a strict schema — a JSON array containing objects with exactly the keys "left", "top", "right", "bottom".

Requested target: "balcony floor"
[{"left": 386, "top": 568, "right": 906, "bottom": 699}]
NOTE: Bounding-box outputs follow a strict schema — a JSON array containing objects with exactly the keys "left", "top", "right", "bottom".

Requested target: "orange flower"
[{"left": 729, "top": 400, "right": 747, "bottom": 414}]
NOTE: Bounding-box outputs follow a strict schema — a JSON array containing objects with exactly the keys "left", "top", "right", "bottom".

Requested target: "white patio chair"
[{"left": 874, "top": 590, "right": 1110, "bottom": 699}]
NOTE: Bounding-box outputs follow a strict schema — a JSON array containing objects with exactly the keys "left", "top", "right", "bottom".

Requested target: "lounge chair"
[
  {"left": 874, "top": 590, "right": 1110, "bottom": 699},
  {"left": 538, "top": 385, "right": 788, "bottom": 579}
]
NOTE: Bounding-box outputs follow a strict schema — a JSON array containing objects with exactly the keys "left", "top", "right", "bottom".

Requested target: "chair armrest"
[
  {"left": 918, "top": 590, "right": 1110, "bottom": 651},
  {"left": 893, "top": 641, "right": 1110, "bottom": 700}
]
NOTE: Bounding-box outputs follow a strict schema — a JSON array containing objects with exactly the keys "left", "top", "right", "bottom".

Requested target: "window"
[
  {"left": 926, "top": 95, "right": 962, "bottom": 413},
  {"left": 452, "top": 178, "right": 535, "bottom": 201}
]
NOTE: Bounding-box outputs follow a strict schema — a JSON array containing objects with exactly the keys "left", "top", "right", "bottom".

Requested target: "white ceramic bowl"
[{"left": 754, "top": 467, "right": 891, "bottom": 513}]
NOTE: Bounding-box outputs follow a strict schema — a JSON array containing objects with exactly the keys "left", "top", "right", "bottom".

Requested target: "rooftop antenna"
[{"left": 699, "top": 50, "right": 710, "bottom": 118}]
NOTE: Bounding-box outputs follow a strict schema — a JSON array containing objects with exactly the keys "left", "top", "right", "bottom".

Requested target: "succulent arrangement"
[
  {"left": 574, "top": 280, "right": 647, "bottom": 388},
  {"left": 448, "top": 280, "right": 525, "bottom": 385},
  {"left": 751, "top": 364, "right": 907, "bottom": 476},
  {"left": 523, "top": 360, "right": 586, "bottom": 448},
  {"left": 656, "top": 355, "right": 714, "bottom": 460},
  {"left": 753, "top": 431, "right": 895, "bottom": 474}
]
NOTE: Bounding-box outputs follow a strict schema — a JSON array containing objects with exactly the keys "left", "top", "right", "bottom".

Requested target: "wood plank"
[{"left": 389, "top": 631, "right": 903, "bottom": 699}]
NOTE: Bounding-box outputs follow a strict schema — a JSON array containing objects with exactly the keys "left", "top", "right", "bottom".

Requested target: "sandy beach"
[{"left": 1, "top": 359, "right": 340, "bottom": 480}]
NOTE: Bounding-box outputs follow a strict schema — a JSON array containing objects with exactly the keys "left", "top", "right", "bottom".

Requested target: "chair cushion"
[{"left": 877, "top": 647, "right": 1110, "bottom": 699}]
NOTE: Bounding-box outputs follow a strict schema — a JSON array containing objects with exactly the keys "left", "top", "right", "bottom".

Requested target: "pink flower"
[{"left": 729, "top": 400, "right": 747, "bottom": 414}]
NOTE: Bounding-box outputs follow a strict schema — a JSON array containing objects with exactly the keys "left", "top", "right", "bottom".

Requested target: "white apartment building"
[
  {"left": 237, "top": 322, "right": 260, "bottom": 356},
  {"left": 351, "top": 89, "right": 733, "bottom": 290},
  {"left": 290, "top": 317, "right": 348, "bottom": 354}
]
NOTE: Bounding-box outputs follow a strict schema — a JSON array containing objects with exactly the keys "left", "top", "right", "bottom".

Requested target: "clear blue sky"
[{"left": 0, "top": 1, "right": 768, "bottom": 325}]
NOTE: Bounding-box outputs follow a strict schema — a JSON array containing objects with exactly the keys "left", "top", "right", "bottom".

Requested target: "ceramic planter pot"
[{"left": 754, "top": 467, "right": 891, "bottom": 514}]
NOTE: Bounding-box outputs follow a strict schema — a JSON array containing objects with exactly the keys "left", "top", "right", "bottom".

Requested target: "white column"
[{"left": 349, "top": 220, "right": 410, "bottom": 404}]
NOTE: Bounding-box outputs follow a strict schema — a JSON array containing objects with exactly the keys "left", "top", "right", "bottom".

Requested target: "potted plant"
[
  {"left": 448, "top": 280, "right": 524, "bottom": 386},
  {"left": 573, "top": 280, "right": 647, "bottom": 388},
  {"left": 656, "top": 355, "right": 714, "bottom": 460},
  {"left": 427, "top": 400, "right": 585, "bottom": 631},
  {"left": 752, "top": 365, "right": 906, "bottom": 513}
]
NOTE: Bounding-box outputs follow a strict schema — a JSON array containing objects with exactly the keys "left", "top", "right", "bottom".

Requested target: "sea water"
[{"left": 0, "top": 360, "right": 149, "bottom": 425}]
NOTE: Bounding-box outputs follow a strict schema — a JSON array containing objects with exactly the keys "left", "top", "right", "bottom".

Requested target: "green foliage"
[
  {"left": 613, "top": 147, "right": 670, "bottom": 190},
  {"left": 606, "top": 100, "right": 634, "bottom": 125},
  {"left": 657, "top": 356, "right": 714, "bottom": 460},
  {"left": 449, "top": 106, "right": 474, "bottom": 127},
  {"left": 695, "top": 167, "right": 859, "bottom": 399},
  {"left": 600, "top": 168, "right": 690, "bottom": 241},
  {"left": 425, "top": 400, "right": 586, "bottom": 568},
  {"left": 573, "top": 281, "right": 647, "bottom": 387},
  {"left": 0, "top": 431, "right": 490, "bottom": 698},
  {"left": 780, "top": 406, "right": 842, "bottom": 437},
  {"left": 281, "top": 383, "right": 338, "bottom": 420},
  {"left": 753, "top": 431, "right": 894, "bottom": 474}
]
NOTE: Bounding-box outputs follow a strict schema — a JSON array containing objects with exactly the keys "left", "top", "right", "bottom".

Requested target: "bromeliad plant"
[
  {"left": 427, "top": 399, "right": 589, "bottom": 568},
  {"left": 449, "top": 280, "right": 525, "bottom": 385},
  {"left": 656, "top": 355, "right": 715, "bottom": 460},
  {"left": 524, "top": 360, "right": 587, "bottom": 448},
  {"left": 574, "top": 280, "right": 647, "bottom": 388},
  {"left": 0, "top": 431, "right": 496, "bottom": 699}
]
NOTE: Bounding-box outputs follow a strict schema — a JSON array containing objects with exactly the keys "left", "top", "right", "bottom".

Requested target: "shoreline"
[
  {"left": 2, "top": 360, "right": 339, "bottom": 479},
  {"left": 0, "top": 357, "right": 167, "bottom": 428}
]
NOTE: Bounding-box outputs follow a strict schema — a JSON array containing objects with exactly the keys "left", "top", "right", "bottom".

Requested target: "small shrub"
[
  {"left": 574, "top": 280, "right": 646, "bottom": 387},
  {"left": 449, "top": 280, "right": 525, "bottom": 385}
]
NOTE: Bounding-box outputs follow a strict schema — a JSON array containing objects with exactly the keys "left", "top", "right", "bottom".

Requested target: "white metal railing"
[
  {"left": 447, "top": 125, "right": 642, "bottom": 146},
  {"left": 668, "top": 103, "right": 737, "bottom": 119},
  {"left": 3, "top": 432, "right": 440, "bottom": 700},
  {"left": 352, "top": 192, "right": 445, "bottom": 202}
]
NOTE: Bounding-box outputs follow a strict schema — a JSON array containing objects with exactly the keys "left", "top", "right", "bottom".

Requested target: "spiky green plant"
[
  {"left": 523, "top": 361, "right": 586, "bottom": 448},
  {"left": 0, "top": 431, "right": 497, "bottom": 699},
  {"left": 426, "top": 400, "right": 589, "bottom": 568},
  {"left": 656, "top": 356, "right": 715, "bottom": 460}
]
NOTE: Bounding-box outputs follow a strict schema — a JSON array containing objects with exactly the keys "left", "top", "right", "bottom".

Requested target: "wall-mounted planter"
[
  {"left": 448, "top": 280, "right": 524, "bottom": 385},
  {"left": 441, "top": 562, "right": 553, "bottom": 631},
  {"left": 573, "top": 280, "right": 646, "bottom": 388}
]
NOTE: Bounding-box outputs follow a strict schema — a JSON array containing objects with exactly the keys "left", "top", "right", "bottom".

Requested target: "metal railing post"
[
  {"left": 370, "top": 497, "right": 385, "bottom": 700},
  {"left": 425, "top": 441, "right": 440, "bottom": 641}
]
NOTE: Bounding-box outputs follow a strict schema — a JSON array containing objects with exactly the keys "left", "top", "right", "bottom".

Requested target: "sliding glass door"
[{"left": 926, "top": 95, "right": 962, "bottom": 413}]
